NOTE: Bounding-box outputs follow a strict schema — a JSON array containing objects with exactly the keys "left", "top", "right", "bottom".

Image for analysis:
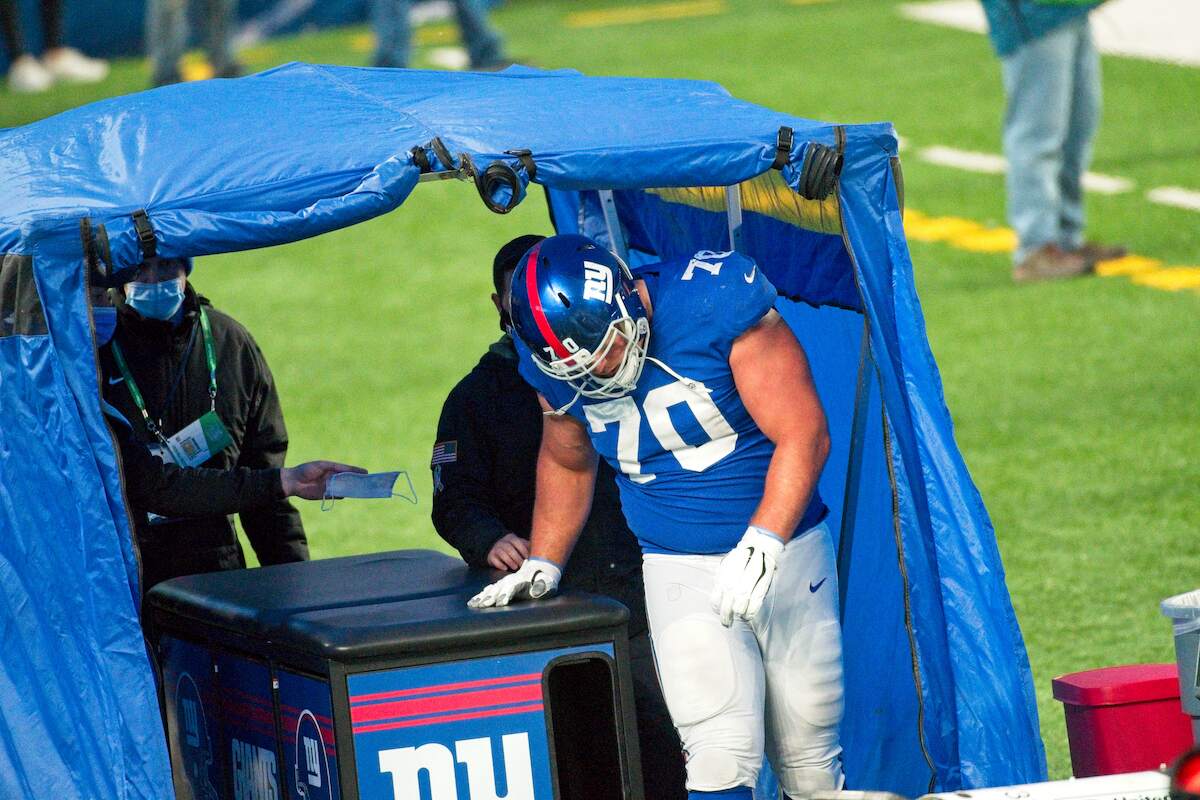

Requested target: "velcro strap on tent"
[
  {"left": 410, "top": 145, "right": 433, "bottom": 173},
  {"left": 80, "top": 217, "right": 108, "bottom": 288},
  {"left": 772, "top": 126, "right": 794, "bottom": 170},
  {"left": 797, "top": 142, "right": 843, "bottom": 200},
  {"left": 504, "top": 149, "right": 537, "bottom": 182},
  {"left": 470, "top": 156, "right": 529, "bottom": 215},
  {"left": 430, "top": 137, "right": 456, "bottom": 171},
  {"left": 131, "top": 209, "right": 157, "bottom": 260}
]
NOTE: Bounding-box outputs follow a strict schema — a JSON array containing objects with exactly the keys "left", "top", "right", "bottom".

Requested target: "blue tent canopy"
[{"left": 0, "top": 64, "right": 1046, "bottom": 799}]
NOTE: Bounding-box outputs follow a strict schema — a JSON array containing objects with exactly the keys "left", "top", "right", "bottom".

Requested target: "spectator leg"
[
  {"left": 371, "top": 0, "right": 410, "bottom": 68},
  {"left": 0, "top": 0, "right": 25, "bottom": 59},
  {"left": 38, "top": 0, "right": 62, "bottom": 50},
  {"left": 453, "top": 0, "right": 504, "bottom": 69},
  {"left": 146, "top": 0, "right": 187, "bottom": 86},
  {"left": 1001, "top": 22, "right": 1076, "bottom": 264},
  {"left": 204, "top": 0, "right": 238, "bottom": 77},
  {"left": 1058, "top": 18, "right": 1101, "bottom": 252}
]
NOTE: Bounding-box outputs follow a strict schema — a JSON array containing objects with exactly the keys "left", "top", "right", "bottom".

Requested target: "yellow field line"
[
  {"left": 566, "top": 0, "right": 727, "bottom": 29},
  {"left": 905, "top": 209, "right": 1198, "bottom": 294}
]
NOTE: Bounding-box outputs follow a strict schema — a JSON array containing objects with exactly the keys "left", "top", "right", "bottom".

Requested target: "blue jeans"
[
  {"left": 146, "top": 0, "right": 238, "bottom": 85},
  {"left": 1001, "top": 15, "right": 1100, "bottom": 263},
  {"left": 371, "top": 0, "right": 504, "bottom": 69}
]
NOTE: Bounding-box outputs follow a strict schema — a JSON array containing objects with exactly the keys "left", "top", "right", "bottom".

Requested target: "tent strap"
[
  {"left": 130, "top": 209, "right": 156, "bottom": 260},
  {"left": 837, "top": 314, "right": 871, "bottom": 623}
]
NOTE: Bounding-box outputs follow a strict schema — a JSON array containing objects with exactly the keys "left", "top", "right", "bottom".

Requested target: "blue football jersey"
[{"left": 517, "top": 250, "right": 827, "bottom": 555}]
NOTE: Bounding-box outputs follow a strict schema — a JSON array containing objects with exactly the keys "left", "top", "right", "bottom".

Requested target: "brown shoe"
[
  {"left": 1013, "top": 243, "right": 1093, "bottom": 283},
  {"left": 1075, "top": 241, "right": 1128, "bottom": 262}
]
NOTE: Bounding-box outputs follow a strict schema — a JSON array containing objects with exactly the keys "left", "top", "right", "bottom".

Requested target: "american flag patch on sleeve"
[{"left": 431, "top": 440, "right": 458, "bottom": 466}]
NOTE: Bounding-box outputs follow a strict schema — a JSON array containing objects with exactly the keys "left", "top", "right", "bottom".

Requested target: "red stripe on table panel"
[
  {"left": 353, "top": 703, "right": 544, "bottom": 734},
  {"left": 350, "top": 683, "right": 542, "bottom": 725},
  {"left": 349, "top": 672, "right": 541, "bottom": 705}
]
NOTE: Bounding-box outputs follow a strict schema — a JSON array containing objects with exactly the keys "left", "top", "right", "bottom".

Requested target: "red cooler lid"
[{"left": 1052, "top": 663, "right": 1182, "bottom": 706}]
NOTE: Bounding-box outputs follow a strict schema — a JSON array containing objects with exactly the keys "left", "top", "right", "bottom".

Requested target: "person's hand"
[
  {"left": 281, "top": 461, "right": 367, "bottom": 500},
  {"left": 487, "top": 533, "right": 531, "bottom": 571},
  {"left": 468, "top": 557, "right": 562, "bottom": 609},
  {"left": 711, "top": 526, "right": 785, "bottom": 627}
]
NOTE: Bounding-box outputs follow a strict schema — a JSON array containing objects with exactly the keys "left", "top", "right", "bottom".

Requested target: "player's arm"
[
  {"left": 731, "top": 308, "right": 830, "bottom": 540},
  {"left": 711, "top": 308, "right": 830, "bottom": 626},
  {"left": 528, "top": 394, "right": 599, "bottom": 564},
  {"left": 467, "top": 394, "right": 598, "bottom": 608}
]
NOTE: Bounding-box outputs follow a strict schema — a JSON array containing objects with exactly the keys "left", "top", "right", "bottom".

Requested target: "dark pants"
[{"left": 0, "top": 0, "right": 62, "bottom": 58}]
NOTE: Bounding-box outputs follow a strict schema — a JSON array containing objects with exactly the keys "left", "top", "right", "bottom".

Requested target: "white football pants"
[{"left": 643, "top": 522, "right": 844, "bottom": 797}]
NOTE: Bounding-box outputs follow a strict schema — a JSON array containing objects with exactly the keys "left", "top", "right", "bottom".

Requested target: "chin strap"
[
  {"left": 543, "top": 387, "right": 583, "bottom": 417},
  {"left": 646, "top": 356, "right": 712, "bottom": 396}
]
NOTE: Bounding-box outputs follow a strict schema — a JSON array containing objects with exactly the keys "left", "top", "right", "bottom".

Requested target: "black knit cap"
[{"left": 492, "top": 234, "right": 546, "bottom": 294}]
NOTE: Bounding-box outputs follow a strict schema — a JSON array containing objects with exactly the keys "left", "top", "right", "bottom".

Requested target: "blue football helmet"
[{"left": 510, "top": 234, "right": 649, "bottom": 400}]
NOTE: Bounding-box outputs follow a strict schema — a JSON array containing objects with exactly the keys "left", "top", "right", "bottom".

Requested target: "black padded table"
[{"left": 146, "top": 549, "right": 643, "bottom": 800}]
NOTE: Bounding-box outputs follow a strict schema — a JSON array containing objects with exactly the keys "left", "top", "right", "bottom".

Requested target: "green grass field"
[{"left": 5, "top": 0, "right": 1199, "bottom": 780}]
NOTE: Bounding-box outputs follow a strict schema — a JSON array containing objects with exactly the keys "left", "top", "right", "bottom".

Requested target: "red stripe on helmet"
[{"left": 524, "top": 245, "right": 570, "bottom": 359}]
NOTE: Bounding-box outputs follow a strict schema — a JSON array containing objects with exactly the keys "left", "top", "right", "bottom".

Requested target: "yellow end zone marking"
[
  {"left": 906, "top": 209, "right": 1196, "bottom": 294},
  {"left": 1095, "top": 255, "right": 1162, "bottom": 277},
  {"left": 1131, "top": 268, "right": 1200, "bottom": 291},
  {"left": 566, "top": 0, "right": 727, "bottom": 29},
  {"left": 949, "top": 227, "right": 1017, "bottom": 253},
  {"left": 180, "top": 56, "right": 214, "bottom": 83}
]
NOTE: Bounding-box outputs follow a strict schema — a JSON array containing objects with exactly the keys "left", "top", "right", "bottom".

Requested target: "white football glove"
[
  {"left": 467, "top": 557, "right": 563, "bottom": 609},
  {"left": 711, "top": 526, "right": 785, "bottom": 627}
]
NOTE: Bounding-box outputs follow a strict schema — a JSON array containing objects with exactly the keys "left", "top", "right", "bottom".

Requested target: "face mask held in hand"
[{"left": 124, "top": 278, "right": 185, "bottom": 321}]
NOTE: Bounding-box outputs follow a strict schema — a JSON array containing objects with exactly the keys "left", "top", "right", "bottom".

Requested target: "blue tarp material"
[{"left": 0, "top": 64, "right": 1046, "bottom": 799}]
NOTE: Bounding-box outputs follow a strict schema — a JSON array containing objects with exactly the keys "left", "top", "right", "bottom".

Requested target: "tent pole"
[
  {"left": 724, "top": 184, "right": 743, "bottom": 250},
  {"left": 837, "top": 315, "right": 872, "bottom": 622},
  {"left": 597, "top": 190, "right": 630, "bottom": 262}
]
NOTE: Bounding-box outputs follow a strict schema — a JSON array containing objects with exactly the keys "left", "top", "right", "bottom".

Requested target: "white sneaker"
[
  {"left": 42, "top": 47, "right": 109, "bottom": 84},
  {"left": 7, "top": 54, "right": 54, "bottom": 93}
]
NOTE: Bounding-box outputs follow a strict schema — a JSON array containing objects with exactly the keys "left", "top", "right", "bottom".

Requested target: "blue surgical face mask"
[
  {"left": 124, "top": 278, "right": 185, "bottom": 321},
  {"left": 93, "top": 307, "right": 117, "bottom": 345}
]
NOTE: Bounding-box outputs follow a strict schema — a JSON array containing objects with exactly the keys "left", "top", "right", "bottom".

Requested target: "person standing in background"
[
  {"left": 1, "top": 0, "right": 108, "bottom": 93},
  {"left": 980, "top": 0, "right": 1126, "bottom": 282},
  {"left": 146, "top": 0, "right": 240, "bottom": 87},
  {"left": 371, "top": 0, "right": 507, "bottom": 70}
]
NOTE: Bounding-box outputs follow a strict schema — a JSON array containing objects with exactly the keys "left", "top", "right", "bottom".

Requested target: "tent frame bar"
[
  {"left": 725, "top": 184, "right": 743, "bottom": 250},
  {"left": 598, "top": 190, "right": 630, "bottom": 262}
]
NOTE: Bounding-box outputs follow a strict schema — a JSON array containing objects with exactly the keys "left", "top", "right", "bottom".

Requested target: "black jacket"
[
  {"left": 100, "top": 285, "right": 306, "bottom": 590},
  {"left": 431, "top": 336, "right": 647, "bottom": 633}
]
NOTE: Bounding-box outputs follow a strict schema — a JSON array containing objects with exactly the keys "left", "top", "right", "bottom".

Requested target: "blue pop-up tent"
[{"left": 0, "top": 64, "right": 1046, "bottom": 799}]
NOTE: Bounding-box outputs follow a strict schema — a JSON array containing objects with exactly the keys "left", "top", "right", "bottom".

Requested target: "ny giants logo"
[
  {"left": 582, "top": 261, "right": 614, "bottom": 303},
  {"left": 378, "top": 733, "right": 534, "bottom": 800}
]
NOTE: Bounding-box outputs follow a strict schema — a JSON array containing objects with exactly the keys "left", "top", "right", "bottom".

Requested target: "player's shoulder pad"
[{"left": 513, "top": 335, "right": 575, "bottom": 409}]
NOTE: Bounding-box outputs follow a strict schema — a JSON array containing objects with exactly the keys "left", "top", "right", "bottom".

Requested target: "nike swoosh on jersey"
[
  {"left": 107, "top": 375, "right": 124, "bottom": 385},
  {"left": 743, "top": 265, "right": 757, "bottom": 283},
  {"left": 809, "top": 577, "right": 827, "bottom": 593}
]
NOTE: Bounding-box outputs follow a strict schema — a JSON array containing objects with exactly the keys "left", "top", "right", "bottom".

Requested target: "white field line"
[
  {"left": 898, "top": 0, "right": 1200, "bottom": 68},
  {"left": 917, "top": 145, "right": 1133, "bottom": 195},
  {"left": 1147, "top": 187, "right": 1200, "bottom": 213}
]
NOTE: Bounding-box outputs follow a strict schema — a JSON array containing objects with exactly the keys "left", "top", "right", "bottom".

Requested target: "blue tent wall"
[
  {"left": 0, "top": 225, "right": 172, "bottom": 799},
  {"left": 0, "top": 64, "right": 1044, "bottom": 798}
]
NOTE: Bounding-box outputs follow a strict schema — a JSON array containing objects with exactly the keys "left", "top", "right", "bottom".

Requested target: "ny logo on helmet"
[{"left": 583, "top": 262, "right": 614, "bottom": 304}]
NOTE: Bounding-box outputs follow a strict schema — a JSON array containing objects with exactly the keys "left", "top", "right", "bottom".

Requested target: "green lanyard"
[{"left": 111, "top": 306, "right": 218, "bottom": 445}]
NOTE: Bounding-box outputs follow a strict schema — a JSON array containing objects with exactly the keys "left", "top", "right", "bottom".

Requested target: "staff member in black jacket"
[
  {"left": 431, "top": 235, "right": 686, "bottom": 800},
  {"left": 99, "top": 256, "right": 311, "bottom": 591}
]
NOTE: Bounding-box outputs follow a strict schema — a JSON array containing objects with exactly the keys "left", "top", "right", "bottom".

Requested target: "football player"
[{"left": 468, "top": 234, "right": 843, "bottom": 800}]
